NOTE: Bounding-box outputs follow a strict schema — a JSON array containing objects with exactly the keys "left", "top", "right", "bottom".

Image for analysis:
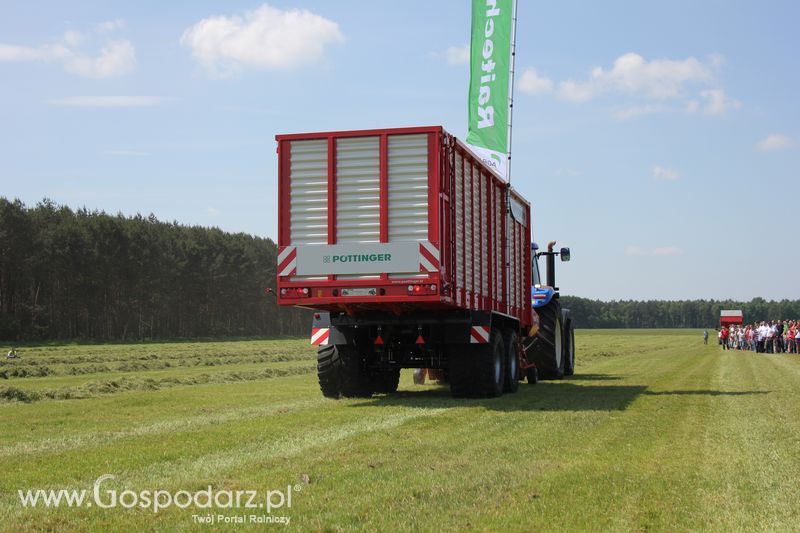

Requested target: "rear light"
[
  {"left": 408, "top": 284, "right": 436, "bottom": 294},
  {"left": 280, "top": 287, "right": 311, "bottom": 299}
]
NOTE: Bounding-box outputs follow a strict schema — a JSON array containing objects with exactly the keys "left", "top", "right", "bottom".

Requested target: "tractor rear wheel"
[{"left": 527, "top": 301, "right": 565, "bottom": 380}]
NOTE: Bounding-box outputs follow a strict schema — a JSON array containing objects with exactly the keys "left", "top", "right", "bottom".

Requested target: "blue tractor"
[{"left": 524, "top": 240, "right": 574, "bottom": 381}]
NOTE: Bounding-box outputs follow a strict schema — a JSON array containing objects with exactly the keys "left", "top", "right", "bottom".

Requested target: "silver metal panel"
[
  {"left": 290, "top": 139, "right": 328, "bottom": 245},
  {"left": 388, "top": 134, "right": 429, "bottom": 242},
  {"left": 388, "top": 134, "right": 429, "bottom": 278},
  {"left": 336, "top": 136, "right": 380, "bottom": 244}
]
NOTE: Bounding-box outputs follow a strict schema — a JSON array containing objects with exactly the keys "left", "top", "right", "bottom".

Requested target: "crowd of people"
[{"left": 717, "top": 321, "right": 800, "bottom": 353}]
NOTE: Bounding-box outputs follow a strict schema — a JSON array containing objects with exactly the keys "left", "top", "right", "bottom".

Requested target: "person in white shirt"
[{"left": 756, "top": 323, "right": 769, "bottom": 353}]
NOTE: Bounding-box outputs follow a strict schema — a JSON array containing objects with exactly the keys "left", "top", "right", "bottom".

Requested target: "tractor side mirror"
[{"left": 560, "top": 247, "right": 571, "bottom": 262}]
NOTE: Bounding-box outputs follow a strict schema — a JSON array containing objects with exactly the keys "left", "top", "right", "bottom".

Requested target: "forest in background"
[
  {"left": 559, "top": 296, "right": 800, "bottom": 329},
  {"left": 1, "top": 198, "right": 797, "bottom": 341},
  {"left": 0, "top": 198, "right": 309, "bottom": 341}
]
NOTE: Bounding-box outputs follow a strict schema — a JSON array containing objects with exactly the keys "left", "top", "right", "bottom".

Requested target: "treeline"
[
  {"left": 2, "top": 197, "right": 797, "bottom": 341},
  {"left": 561, "top": 296, "right": 800, "bottom": 329},
  {"left": 0, "top": 198, "right": 309, "bottom": 341}
]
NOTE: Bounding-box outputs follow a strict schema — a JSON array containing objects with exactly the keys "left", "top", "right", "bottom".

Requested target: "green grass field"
[{"left": 1, "top": 330, "right": 799, "bottom": 531}]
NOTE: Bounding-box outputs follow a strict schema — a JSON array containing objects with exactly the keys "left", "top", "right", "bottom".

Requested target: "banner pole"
[
  {"left": 505, "top": 0, "right": 519, "bottom": 306},
  {"left": 506, "top": 0, "right": 519, "bottom": 185}
]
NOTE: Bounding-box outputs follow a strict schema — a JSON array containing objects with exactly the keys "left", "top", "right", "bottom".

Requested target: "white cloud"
[
  {"left": 63, "top": 40, "right": 135, "bottom": 78},
  {"left": 444, "top": 45, "right": 469, "bottom": 65},
  {"left": 757, "top": 134, "right": 794, "bottom": 152},
  {"left": 0, "top": 44, "right": 47, "bottom": 61},
  {"left": 652, "top": 166, "right": 679, "bottom": 181},
  {"left": 699, "top": 89, "right": 740, "bottom": 115},
  {"left": 626, "top": 245, "right": 683, "bottom": 257},
  {"left": 207, "top": 207, "right": 221, "bottom": 216},
  {"left": 97, "top": 19, "right": 125, "bottom": 33},
  {"left": 557, "top": 80, "right": 594, "bottom": 103},
  {"left": 181, "top": 4, "right": 344, "bottom": 75},
  {"left": 49, "top": 96, "right": 169, "bottom": 107},
  {"left": 0, "top": 24, "right": 134, "bottom": 78},
  {"left": 518, "top": 68, "right": 554, "bottom": 95},
  {"left": 624, "top": 246, "right": 647, "bottom": 256},
  {"left": 589, "top": 53, "right": 711, "bottom": 99},
  {"left": 521, "top": 52, "right": 739, "bottom": 118},
  {"left": 653, "top": 247, "right": 684, "bottom": 256}
]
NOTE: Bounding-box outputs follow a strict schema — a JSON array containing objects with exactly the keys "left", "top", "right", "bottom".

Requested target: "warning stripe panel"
[
  {"left": 278, "top": 246, "right": 297, "bottom": 277},
  {"left": 310, "top": 327, "right": 330, "bottom": 346},
  {"left": 419, "top": 241, "right": 440, "bottom": 273},
  {"left": 470, "top": 325, "right": 490, "bottom": 344}
]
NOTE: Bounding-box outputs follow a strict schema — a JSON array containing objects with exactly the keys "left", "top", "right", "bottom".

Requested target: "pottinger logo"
[{"left": 328, "top": 254, "right": 392, "bottom": 263}]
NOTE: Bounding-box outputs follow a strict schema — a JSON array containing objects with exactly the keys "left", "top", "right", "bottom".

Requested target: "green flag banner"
[{"left": 466, "top": 0, "right": 513, "bottom": 180}]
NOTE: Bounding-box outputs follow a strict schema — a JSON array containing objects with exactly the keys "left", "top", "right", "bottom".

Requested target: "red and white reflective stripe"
[
  {"left": 470, "top": 325, "right": 490, "bottom": 344},
  {"left": 419, "top": 241, "right": 440, "bottom": 273},
  {"left": 278, "top": 246, "right": 297, "bottom": 277},
  {"left": 310, "top": 327, "right": 330, "bottom": 346}
]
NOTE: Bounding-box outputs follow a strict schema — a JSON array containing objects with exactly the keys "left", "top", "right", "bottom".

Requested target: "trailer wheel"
[
  {"left": 448, "top": 346, "right": 474, "bottom": 398},
  {"left": 563, "top": 316, "right": 575, "bottom": 377},
  {"left": 448, "top": 331, "right": 505, "bottom": 398},
  {"left": 527, "top": 301, "right": 565, "bottom": 380},
  {"left": 317, "top": 344, "right": 342, "bottom": 398},
  {"left": 473, "top": 331, "right": 505, "bottom": 398},
  {"left": 503, "top": 330, "right": 520, "bottom": 393},
  {"left": 372, "top": 369, "right": 401, "bottom": 394},
  {"left": 316, "top": 344, "right": 373, "bottom": 399}
]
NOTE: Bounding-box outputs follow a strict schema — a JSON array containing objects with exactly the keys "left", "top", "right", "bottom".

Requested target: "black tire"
[
  {"left": 372, "top": 369, "right": 401, "bottom": 393},
  {"left": 317, "top": 344, "right": 342, "bottom": 398},
  {"left": 316, "top": 344, "right": 373, "bottom": 399},
  {"left": 528, "top": 301, "right": 565, "bottom": 380},
  {"left": 449, "top": 329, "right": 505, "bottom": 398},
  {"left": 503, "top": 330, "right": 520, "bottom": 393},
  {"left": 563, "top": 315, "right": 575, "bottom": 377},
  {"left": 448, "top": 346, "right": 474, "bottom": 398}
]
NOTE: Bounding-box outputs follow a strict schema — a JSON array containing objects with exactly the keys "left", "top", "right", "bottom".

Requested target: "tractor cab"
[{"left": 531, "top": 241, "right": 570, "bottom": 309}]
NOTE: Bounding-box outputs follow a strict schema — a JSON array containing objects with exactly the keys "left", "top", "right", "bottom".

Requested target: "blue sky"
[{"left": 1, "top": 1, "right": 798, "bottom": 300}]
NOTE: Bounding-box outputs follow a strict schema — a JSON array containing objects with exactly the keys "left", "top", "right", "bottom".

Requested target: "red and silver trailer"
[
  {"left": 275, "top": 125, "right": 542, "bottom": 398},
  {"left": 720, "top": 310, "right": 743, "bottom": 328}
]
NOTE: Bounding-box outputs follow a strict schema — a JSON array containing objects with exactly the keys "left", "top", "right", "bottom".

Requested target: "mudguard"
[{"left": 532, "top": 286, "right": 556, "bottom": 309}]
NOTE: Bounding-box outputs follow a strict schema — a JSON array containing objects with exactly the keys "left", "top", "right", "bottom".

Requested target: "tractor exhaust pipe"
[{"left": 546, "top": 240, "right": 557, "bottom": 289}]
